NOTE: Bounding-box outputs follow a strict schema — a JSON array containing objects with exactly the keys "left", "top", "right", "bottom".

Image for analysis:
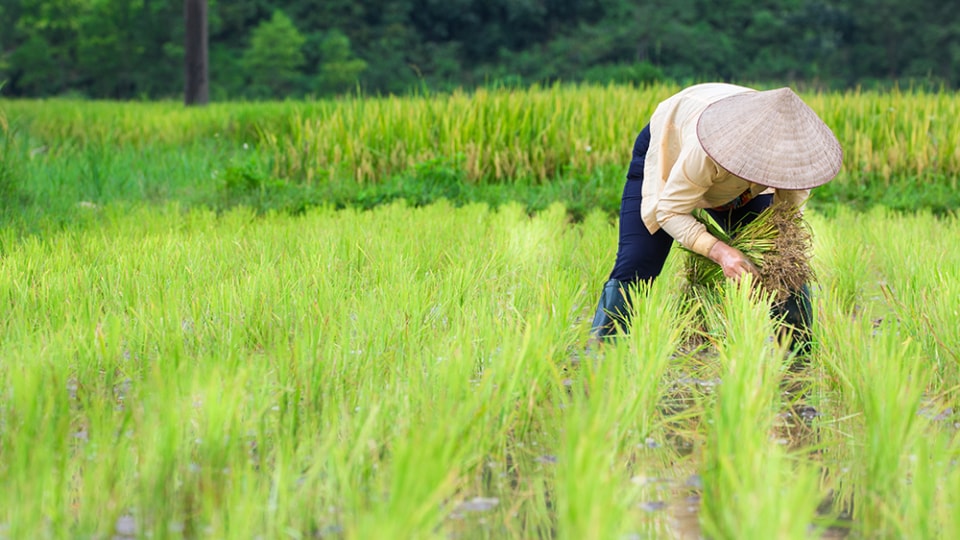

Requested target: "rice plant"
[
  {"left": 5, "top": 83, "right": 960, "bottom": 193},
  {"left": 2, "top": 85, "right": 960, "bottom": 538},
  {"left": 1, "top": 201, "right": 956, "bottom": 538}
]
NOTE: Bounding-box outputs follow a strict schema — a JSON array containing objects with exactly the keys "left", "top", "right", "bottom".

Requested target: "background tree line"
[{"left": 2, "top": 0, "right": 959, "bottom": 100}]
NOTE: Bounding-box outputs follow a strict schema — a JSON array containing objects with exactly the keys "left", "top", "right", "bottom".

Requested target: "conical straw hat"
[{"left": 696, "top": 87, "right": 843, "bottom": 190}]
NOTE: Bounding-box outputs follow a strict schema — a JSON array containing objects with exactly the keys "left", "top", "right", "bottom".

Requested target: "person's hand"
[{"left": 708, "top": 241, "right": 760, "bottom": 281}]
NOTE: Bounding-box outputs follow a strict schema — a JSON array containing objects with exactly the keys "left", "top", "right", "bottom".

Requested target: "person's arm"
[
  {"left": 655, "top": 145, "right": 716, "bottom": 255},
  {"left": 656, "top": 144, "right": 759, "bottom": 280}
]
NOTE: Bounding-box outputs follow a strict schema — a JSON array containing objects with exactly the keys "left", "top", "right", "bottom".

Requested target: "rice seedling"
[
  {"left": 554, "top": 280, "right": 693, "bottom": 539},
  {"left": 684, "top": 203, "right": 814, "bottom": 305},
  {"left": 817, "top": 294, "right": 935, "bottom": 538},
  {"left": 0, "top": 200, "right": 958, "bottom": 537},
  {"left": 806, "top": 208, "right": 876, "bottom": 315},
  {"left": 3, "top": 85, "right": 960, "bottom": 538},
  {"left": 682, "top": 203, "right": 816, "bottom": 356},
  {"left": 698, "top": 279, "right": 824, "bottom": 539}
]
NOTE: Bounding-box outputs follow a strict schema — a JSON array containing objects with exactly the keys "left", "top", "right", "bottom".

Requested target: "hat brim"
[{"left": 696, "top": 88, "right": 843, "bottom": 190}]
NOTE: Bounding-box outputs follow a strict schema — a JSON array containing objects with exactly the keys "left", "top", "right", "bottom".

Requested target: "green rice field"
[{"left": 1, "top": 85, "right": 959, "bottom": 539}]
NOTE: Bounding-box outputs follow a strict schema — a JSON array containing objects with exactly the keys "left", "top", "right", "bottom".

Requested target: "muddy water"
[
  {"left": 644, "top": 375, "right": 854, "bottom": 540},
  {"left": 445, "top": 369, "right": 855, "bottom": 539}
]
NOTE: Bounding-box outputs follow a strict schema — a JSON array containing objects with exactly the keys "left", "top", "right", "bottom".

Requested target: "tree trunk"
[{"left": 184, "top": 0, "right": 209, "bottom": 105}]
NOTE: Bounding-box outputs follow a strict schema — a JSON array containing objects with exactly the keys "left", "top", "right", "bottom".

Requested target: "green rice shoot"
[{"left": 684, "top": 202, "right": 815, "bottom": 306}]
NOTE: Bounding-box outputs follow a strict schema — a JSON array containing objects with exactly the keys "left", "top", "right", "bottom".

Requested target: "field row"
[
  {"left": 1, "top": 202, "right": 957, "bottom": 538},
  {"left": 5, "top": 83, "right": 960, "bottom": 187}
]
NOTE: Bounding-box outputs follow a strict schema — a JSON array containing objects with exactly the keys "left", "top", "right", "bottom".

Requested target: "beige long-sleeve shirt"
[{"left": 641, "top": 83, "right": 809, "bottom": 257}]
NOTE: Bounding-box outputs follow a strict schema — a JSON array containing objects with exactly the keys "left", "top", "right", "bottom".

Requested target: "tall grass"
[
  {"left": 3, "top": 85, "right": 960, "bottom": 538},
  {"left": 698, "top": 280, "right": 823, "bottom": 539},
  {"left": 554, "top": 281, "right": 692, "bottom": 539},
  {"left": 819, "top": 307, "right": 932, "bottom": 537},
  {"left": 811, "top": 209, "right": 960, "bottom": 539},
  {"left": 2, "top": 200, "right": 958, "bottom": 538},
  {"left": 816, "top": 87, "right": 960, "bottom": 186},
  {"left": 5, "top": 83, "right": 960, "bottom": 197}
]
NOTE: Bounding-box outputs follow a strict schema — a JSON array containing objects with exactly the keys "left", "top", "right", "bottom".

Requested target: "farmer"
[{"left": 590, "top": 83, "right": 843, "bottom": 352}]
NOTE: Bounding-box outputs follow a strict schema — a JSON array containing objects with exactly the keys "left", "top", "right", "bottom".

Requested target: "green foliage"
[
  {"left": 0, "top": 107, "right": 23, "bottom": 210},
  {"left": 316, "top": 29, "right": 367, "bottom": 95},
  {"left": 242, "top": 11, "right": 307, "bottom": 98},
  {"left": 5, "top": 0, "right": 182, "bottom": 99},
  {"left": 207, "top": 150, "right": 624, "bottom": 221},
  {"left": 580, "top": 62, "right": 665, "bottom": 86},
  {"left": 815, "top": 174, "right": 960, "bottom": 215},
  {"left": 3, "top": 0, "right": 960, "bottom": 98},
  {"left": 213, "top": 150, "right": 318, "bottom": 215},
  {"left": 699, "top": 280, "right": 823, "bottom": 539},
  {"left": 3, "top": 200, "right": 960, "bottom": 537},
  {"left": 7, "top": 35, "right": 61, "bottom": 96},
  {"left": 75, "top": 0, "right": 182, "bottom": 99},
  {"left": 2, "top": 84, "right": 958, "bottom": 233}
]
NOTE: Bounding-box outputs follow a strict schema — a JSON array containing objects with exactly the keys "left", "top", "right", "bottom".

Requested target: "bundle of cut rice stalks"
[{"left": 684, "top": 202, "right": 814, "bottom": 311}]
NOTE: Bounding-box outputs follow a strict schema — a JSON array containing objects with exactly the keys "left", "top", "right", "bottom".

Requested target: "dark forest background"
[{"left": 2, "top": 0, "right": 959, "bottom": 100}]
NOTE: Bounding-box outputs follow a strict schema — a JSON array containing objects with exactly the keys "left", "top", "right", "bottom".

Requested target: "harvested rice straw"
[{"left": 684, "top": 202, "right": 815, "bottom": 305}]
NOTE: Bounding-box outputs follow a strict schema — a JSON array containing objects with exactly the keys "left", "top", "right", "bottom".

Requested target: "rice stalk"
[{"left": 684, "top": 202, "right": 815, "bottom": 306}]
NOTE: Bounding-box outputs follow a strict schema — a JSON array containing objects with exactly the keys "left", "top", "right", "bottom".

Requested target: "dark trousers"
[{"left": 608, "top": 124, "right": 773, "bottom": 286}]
